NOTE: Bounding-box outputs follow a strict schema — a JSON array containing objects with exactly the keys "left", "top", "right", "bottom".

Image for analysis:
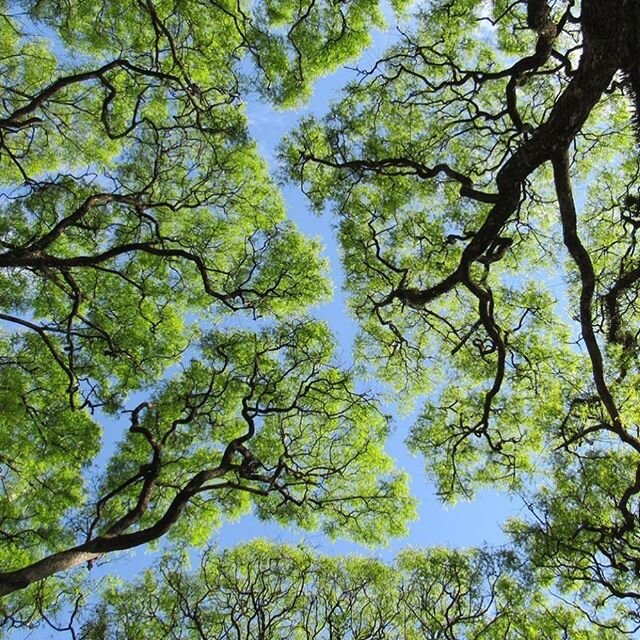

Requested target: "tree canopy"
[
  {"left": 0, "top": 0, "right": 414, "bottom": 622},
  {"left": 1, "top": 0, "right": 640, "bottom": 636},
  {"left": 284, "top": 0, "right": 640, "bottom": 629},
  {"left": 79, "top": 540, "right": 610, "bottom": 639}
]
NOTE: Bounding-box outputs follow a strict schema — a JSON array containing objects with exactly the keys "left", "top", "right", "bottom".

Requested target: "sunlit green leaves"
[
  {"left": 78, "top": 540, "right": 615, "bottom": 639},
  {"left": 0, "top": 333, "right": 101, "bottom": 571},
  {"left": 283, "top": 0, "right": 640, "bottom": 630},
  {"left": 91, "top": 320, "right": 415, "bottom": 547},
  {"left": 0, "top": 0, "right": 420, "bottom": 620}
]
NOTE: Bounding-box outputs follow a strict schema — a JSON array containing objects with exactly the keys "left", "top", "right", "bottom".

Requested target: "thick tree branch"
[
  {"left": 390, "top": 26, "right": 619, "bottom": 310},
  {"left": 553, "top": 148, "right": 640, "bottom": 454}
]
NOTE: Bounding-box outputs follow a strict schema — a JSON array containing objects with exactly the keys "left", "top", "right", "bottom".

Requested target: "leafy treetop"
[
  {"left": 283, "top": 0, "right": 640, "bottom": 626},
  {"left": 77, "top": 540, "right": 623, "bottom": 639},
  {"left": 0, "top": 0, "right": 414, "bottom": 616}
]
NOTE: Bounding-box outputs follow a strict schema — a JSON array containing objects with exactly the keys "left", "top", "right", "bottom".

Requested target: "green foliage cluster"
[
  {"left": 0, "top": 0, "right": 414, "bottom": 628},
  {"left": 1, "top": 0, "right": 640, "bottom": 636},
  {"left": 282, "top": 0, "right": 640, "bottom": 631},
  {"left": 80, "top": 541, "right": 611, "bottom": 639}
]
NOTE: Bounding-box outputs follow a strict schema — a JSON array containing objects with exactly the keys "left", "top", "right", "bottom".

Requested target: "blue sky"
[{"left": 166, "top": 16, "right": 514, "bottom": 565}]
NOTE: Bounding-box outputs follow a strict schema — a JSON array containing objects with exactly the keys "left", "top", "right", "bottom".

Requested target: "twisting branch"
[
  {"left": 552, "top": 149, "right": 640, "bottom": 451},
  {"left": 299, "top": 154, "right": 499, "bottom": 204}
]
